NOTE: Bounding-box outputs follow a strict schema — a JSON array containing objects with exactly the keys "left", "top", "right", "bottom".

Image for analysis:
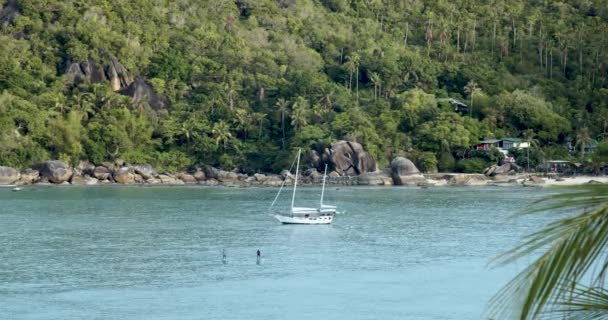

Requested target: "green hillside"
[{"left": 1, "top": 0, "right": 607, "bottom": 172}]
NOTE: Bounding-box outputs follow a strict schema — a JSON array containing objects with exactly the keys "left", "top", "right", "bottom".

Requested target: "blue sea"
[{"left": 0, "top": 186, "right": 552, "bottom": 319}]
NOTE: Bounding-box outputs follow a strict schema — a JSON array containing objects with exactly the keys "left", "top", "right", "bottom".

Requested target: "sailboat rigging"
[{"left": 271, "top": 149, "right": 336, "bottom": 224}]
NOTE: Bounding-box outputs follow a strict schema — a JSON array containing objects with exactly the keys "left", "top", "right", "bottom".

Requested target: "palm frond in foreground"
[{"left": 489, "top": 185, "right": 608, "bottom": 319}]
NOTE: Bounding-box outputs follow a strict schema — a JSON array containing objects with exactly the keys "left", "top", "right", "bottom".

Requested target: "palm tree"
[
  {"left": 253, "top": 112, "right": 266, "bottom": 139},
  {"left": 212, "top": 121, "right": 232, "bottom": 151},
  {"left": 75, "top": 91, "right": 96, "bottom": 120},
  {"left": 225, "top": 80, "right": 237, "bottom": 111},
  {"left": 490, "top": 184, "right": 608, "bottom": 319},
  {"left": 575, "top": 127, "right": 593, "bottom": 160},
  {"left": 345, "top": 53, "right": 360, "bottom": 98},
  {"left": 523, "top": 129, "right": 540, "bottom": 172},
  {"left": 275, "top": 98, "right": 289, "bottom": 149},
  {"left": 370, "top": 72, "right": 382, "bottom": 100},
  {"left": 291, "top": 97, "right": 309, "bottom": 132},
  {"left": 233, "top": 108, "right": 250, "bottom": 139},
  {"left": 464, "top": 80, "right": 480, "bottom": 118},
  {"left": 50, "top": 98, "right": 69, "bottom": 117},
  {"left": 318, "top": 87, "right": 334, "bottom": 112},
  {"left": 344, "top": 59, "right": 355, "bottom": 92}
]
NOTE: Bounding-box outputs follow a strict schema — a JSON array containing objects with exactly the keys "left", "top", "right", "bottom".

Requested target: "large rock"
[
  {"left": 64, "top": 55, "right": 132, "bottom": 91},
  {"left": 201, "top": 178, "right": 219, "bottom": 186},
  {"left": 525, "top": 176, "right": 546, "bottom": 185},
  {"left": 263, "top": 175, "right": 284, "bottom": 186},
  {"left": 18, "top": 169, "right": 39, "bottom": 185},
  {"left": 38, "top": 160, "right": 73, "bottom": 184},
  {"left": 358, "top": 172, "right": 394, "bottom": 186},
  {"left": 133, "top": 164, "right": 155, "bottom": 180},
  {"left": 0, "top": 0, "right": 19, "bottom": 25},
  {"left": 113, "top": 167, "right": 135, "bottom": 184},
  {"left": 133, "top": 173, "right": 144, "bottom": 184},
  {"left": 85, "top": 176, "right": 99, "bottom": 185},
  {"left": 93, "top": 166, "right": 112, "bottom": 180},
  {"left": 71, "top": 174, "right": 98, "bottom": 185},
  {"left": 280, "top": 169, "right": 295, "bottom": 181},
  {"left": 217, "top": 170, "right": 239, "bottom": 182},
  {"left": 203, "top": 166, "right": 220, "bottom": 180},
  {"left": 492, "top": 163, "right": 512, "bottom": 176},
  {"left": 307, "top": 170, "right": 324, "bottom": 183},
  {"left": 178, "top": 173, "right": 197, "bottom": 184},
  {"left": 395, "top": 174, "right": 426, "bottom": 186},
  {"left": 391, "top": 157, "right": 420, "bottom": 176},
  {"left": 65, "top": 59, "right": 107, "bottom": 87},
  {"left": 76, "top": 161, "right": 96, "bottom": 176},
  {"left": 391, "top": 157, "right": 421, "bottom": 185},
  {"left": 254, "top": 173, "right": 268, "bottom": 182},
  {"left": 444, "top": 174, "right": 489, "bottom": 186},
  {"left": 146, "top": 178, "right": 162, "bottom": 185},
  {"left": 107, "top": 56, "right": 131, "bottom": 91},
  {"left": 193, "top": 170, "right": 206, "bottom": 182},
  {"left": 159, "top": 174, "right": 184, "bottom": 185},
  {"left": 101, "top": 161, "right": 115, "bottom": 170},
  {"left": 70, "top": 174, "right": 87, "bottom": 185},
  {"left": 306, "top": 140, "right": 376, "bottom": 176},
  {"left": 484, "top": 163, "right": 523, "bottom": 177},
  {"left": 119, "top": 77, "right": 170, "bottom": 113},
  {"left": 0, "top": 166, "right": 20, "bottom": 184},
  {"left": 328, "top": 140, "right": 376, "bottom": 176}
]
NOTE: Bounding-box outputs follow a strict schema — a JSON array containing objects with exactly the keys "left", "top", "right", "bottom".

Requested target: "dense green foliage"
[{"left": 1, "top": 0, "right": 608, "bottom": 172}]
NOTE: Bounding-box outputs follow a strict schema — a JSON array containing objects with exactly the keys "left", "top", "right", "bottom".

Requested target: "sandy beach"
[{"left": 541, "top": 176, "right": 608, "bottom": 186}]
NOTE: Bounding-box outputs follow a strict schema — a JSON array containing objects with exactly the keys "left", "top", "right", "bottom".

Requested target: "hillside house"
[
  {"left": 500, "top": 138, "right": 530, "bottom": 150},
  {"left": 475, "top": 139, "right": 501, "bottom": 151}
]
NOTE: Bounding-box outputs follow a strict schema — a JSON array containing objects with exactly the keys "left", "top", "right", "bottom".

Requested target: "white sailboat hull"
[
  {"left": 270, "top": 149, "right": 338, "bottom": 225},
  {"left": 274, "top": 214, "right": 334, "bottom": 225}
]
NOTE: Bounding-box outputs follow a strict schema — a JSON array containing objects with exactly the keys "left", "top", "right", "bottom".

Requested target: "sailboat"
[{"left": 272, "top": 149, "right": 336, "bottom": 225}]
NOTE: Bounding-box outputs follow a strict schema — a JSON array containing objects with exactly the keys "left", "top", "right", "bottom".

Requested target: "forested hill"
[{"left": 1, "top": 0, "right": 607, "bottom": 173}]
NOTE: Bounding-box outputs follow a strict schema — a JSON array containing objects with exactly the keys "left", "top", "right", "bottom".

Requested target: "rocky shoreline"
[{"left": 0, "top": 158, "right": 601, "bottom": 188}]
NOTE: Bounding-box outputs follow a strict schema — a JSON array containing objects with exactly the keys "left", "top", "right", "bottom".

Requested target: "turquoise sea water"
[{"left": 0, "top": 186, "right": 552, "bottom": 320}]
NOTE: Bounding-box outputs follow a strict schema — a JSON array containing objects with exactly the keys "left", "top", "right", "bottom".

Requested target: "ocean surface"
[{"left": 0, "top": 185, "right": 555, "bottom": 320}]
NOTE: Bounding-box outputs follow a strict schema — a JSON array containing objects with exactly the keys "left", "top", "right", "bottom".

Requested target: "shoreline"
[
  {"left": 1, "top": 160, "right": 606, "bottom": 188},
  {"left": 2, "top": 172, "right": 606, "bottom": 188}
]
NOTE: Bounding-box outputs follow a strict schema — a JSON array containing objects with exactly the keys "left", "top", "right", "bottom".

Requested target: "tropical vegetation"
[{"left": 1, "top": 0, "right": 608, "bottom": 172}]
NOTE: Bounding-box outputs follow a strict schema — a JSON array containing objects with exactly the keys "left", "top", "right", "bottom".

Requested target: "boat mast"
[
  {"left": 291, "top": 148, "right": 301, "bottom": 210},
  {"left": 320, "top": 164, "right": 327, "bottom": 207}
]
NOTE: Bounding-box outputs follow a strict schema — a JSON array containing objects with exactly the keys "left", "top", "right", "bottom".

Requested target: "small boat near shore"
[{"left": 271, "top": 149, "right": 337, "bottom": 225}]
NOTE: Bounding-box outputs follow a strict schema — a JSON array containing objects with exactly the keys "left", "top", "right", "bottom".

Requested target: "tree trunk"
[
  {"left": 564, "top": 49, "right": 568, "bottom": 77},
  {"left": 550, "top": 48, "right": 553, "bottom": 78},
  {"left": 356, "top": 66, "right": 359, "bottom": 101},
  {"left": 404, "top": 22, "right": 409, "bottom": 47},
  {"left": 579, "top": 47, "right": 583, "bottom": 78},
  {"left": 512, "top": 18, "right": 517, "bottom": 50},
  {"left": 545, "top": 43, "right": 551, "bottom": 74},
  {"left": 456, "top": 25, "right": 460, "bottom": 52},
  {"left": 539, "top": 44, "right": 543, "bottom": 69},
  {"left": 492, "top": 21, "right": 496, "bottom": 54},
  {"left": 520, "top": 36, "right": 524, "bottom": 63},
  {"left": 281, "top": 111, "right": 285, "bottom": 149},
  {"left": 472, "top": 19, "right": 477, "bottom": 51},
  {"left": 527, "top": 147, "right": 530, "bottom": 172},
  {"left": 469, "top": 95, "right": 473, "bottom": 118}
]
